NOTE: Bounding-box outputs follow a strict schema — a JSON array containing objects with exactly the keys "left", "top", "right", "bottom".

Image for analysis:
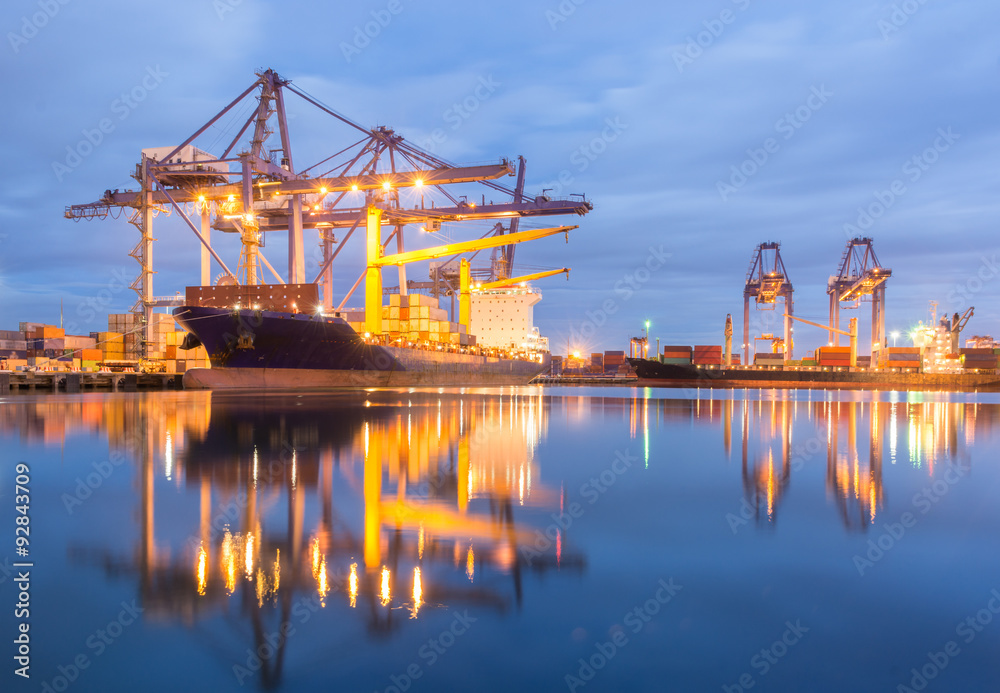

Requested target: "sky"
[{"left": 1, "top": 0, "right": 998, "bottom": 356}]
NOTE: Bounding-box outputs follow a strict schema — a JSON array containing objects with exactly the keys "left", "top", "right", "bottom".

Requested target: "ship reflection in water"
[
  {"left": 4, "top": 389, "right": 1000, "bottom": 692},
  {"left": 65, "top": 390, "right": 582, "bottom": 689}
]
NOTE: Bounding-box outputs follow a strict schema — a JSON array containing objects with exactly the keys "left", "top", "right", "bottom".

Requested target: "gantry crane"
[
  {"left": 827, "top": 238, "right": 891, "bottom": 356},
  {"left": 743, "top": 242, "right": 793, "bottom": 364},
  {"left": 65, "top": 69, "right": 592, "bottom": 357}
]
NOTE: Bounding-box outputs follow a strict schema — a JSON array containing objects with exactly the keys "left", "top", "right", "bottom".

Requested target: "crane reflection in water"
[
  {"left": 623, "top": 393, "right": 978, "bottom": 530},
  {"left": 63, "top": 390, "right": 583, "bottom": 690}
]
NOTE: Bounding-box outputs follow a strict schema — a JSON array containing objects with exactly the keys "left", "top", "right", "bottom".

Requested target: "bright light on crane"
[
  {"left": 414, "top": 179, "right": 423, "bottom": 187},
  {"left": 382, "top": 181, "right": 391, "bottom": 191},
  {"left": 319, "top": 187, "right": 327, "bottom": 195},
  {"left": 351, "top": 183, "right": 359, "bottom": 192}
]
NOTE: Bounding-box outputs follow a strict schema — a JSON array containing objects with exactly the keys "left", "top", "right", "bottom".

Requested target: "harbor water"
[{"left": 3, "top": 387, "right": 1000, "bottom": 692}]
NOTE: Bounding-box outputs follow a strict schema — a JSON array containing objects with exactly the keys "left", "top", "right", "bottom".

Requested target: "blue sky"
[{"left": 1, "top": 0, "right": 998, "bottom": 355}]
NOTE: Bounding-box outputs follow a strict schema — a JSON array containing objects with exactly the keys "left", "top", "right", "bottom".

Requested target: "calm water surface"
[{"left": 3, "top": 387, "right": 1000, "bottom": 692}]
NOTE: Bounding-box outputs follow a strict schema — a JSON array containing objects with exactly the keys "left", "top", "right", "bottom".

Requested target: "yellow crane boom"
[
  {"left": 371, "top": 225, "right": 575, "bottom": 267},
  {"left": 475, "top": 268, "right": 570, "bottom": 291}
]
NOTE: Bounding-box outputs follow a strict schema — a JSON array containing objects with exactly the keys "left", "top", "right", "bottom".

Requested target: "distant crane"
[
  {"left": 743, "top": 242, "right": 793, "bottom": 364},
  {"left": 828, "top": 238, "right": 891, "bottom": 357},
  {"left": 724, "top": 314, "right": 733, "bottom": 367}
]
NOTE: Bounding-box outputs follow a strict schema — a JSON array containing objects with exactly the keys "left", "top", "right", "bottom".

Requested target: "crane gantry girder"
[
  {"left": 208, "top": 197, "right": 593, "bottom": 232},
  {"left": 826, "top": 237, "right": 891, "bottom": 350},
  {"left": 64, "top": 162, "right": 516, "bottom": 216}
]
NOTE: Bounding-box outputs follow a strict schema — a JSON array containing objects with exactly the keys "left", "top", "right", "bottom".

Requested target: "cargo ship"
[
  {"left": 626, "top": 358, "right": 1000, "bottom": 392},
  {"left": 173, "top": 284, "right": 550, "bottom": 389},
  {"left": 626, "top": 316, "right": 1000, "bottom": 391}
]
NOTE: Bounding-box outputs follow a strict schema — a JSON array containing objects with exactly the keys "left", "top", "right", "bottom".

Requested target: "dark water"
[{"left": 3, "top": 387, "right": 1000, "bottom": 693}]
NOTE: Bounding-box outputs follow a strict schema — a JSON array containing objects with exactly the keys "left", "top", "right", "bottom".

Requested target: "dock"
[{"left": 1, "top": 371, "right": 183, "bottom": 393}]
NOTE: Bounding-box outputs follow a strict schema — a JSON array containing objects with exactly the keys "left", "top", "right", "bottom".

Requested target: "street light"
[
  {"left": 644, "top": 320, "right": 650, "bottom": 358},
  {"left": 890, "top": 331, "right": 900, "bottom": 347}
]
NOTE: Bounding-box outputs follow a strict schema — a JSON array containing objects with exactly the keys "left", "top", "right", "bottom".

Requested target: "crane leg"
[{"left": 743, "top": 294, "right": 750, "bottom": 366}]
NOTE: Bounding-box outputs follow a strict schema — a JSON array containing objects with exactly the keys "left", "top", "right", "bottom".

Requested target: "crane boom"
[
  {"left": 372, "top": 226, "right": 574, "bottom": 267},
  {"left": 475, "top": 268, "right": 569, "bottom": 291},
  {"left": 785, "top": 313, "right": 852, "bottom": 338}
]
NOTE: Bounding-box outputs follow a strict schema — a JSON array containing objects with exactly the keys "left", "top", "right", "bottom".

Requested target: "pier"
[{"left": 1, "top": 371, "right": 182, "bottom": 393}]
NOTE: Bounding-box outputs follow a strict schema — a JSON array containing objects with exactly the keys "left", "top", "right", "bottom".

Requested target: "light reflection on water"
[{"left": 3, "top": 388, "right": 1000, "bottom": 692}]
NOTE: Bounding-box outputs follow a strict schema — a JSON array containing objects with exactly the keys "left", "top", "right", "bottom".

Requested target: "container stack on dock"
[
  {"left": 345, "top": 294, "right": 477, "bottom": 347},
  {"left": 604, "top": 351, "right": 626, "bottom": 374},
  {"left": 0, "top": 329, "right": 28, "bottom": 364},
  {"left": 1, "top": 313, "right": 211, "bottom": 373},
  {"left": 754, "top": 352, "right": 785, "bottom": 367},
  {"left": 135, "top": 313, "right": 211, "bottom": 373},
  {"left": 590, "top": 353, "right": 604, "bottom": 373}
]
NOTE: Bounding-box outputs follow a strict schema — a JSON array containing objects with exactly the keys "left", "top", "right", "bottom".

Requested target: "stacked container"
[
  {"left": 661, "top": 345, "right": 692, "bottom": 366},
  {"left": 604, "top": 351, "right": 625, "bottom": 373},
  {"left": 346, "top": 294, "right": 476, "bottom": 346},
  {"left": 0, "top": 329, "right": 28, "bottom": 366},
  {"left": 692, "top": 345, "right": 723, "bottom": 366},
  {"left": 754, "top": 353, "right": 785, "bottom": 367},
  {"left": 816, "top": 346, "right": 851, "bottom": 367},
  {"left": 959, "top": 348, "right": 998, "bottom": 371},
  {"left": 884, "top": 347, "right": 921, "bottom": 370}
]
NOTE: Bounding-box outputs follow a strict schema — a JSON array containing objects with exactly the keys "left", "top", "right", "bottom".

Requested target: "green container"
[{"left": 661, "top": 357, "right": 692, "bottom": 366}]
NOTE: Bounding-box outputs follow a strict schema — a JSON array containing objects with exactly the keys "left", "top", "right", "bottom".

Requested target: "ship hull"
[
  {"left": 173, "top": 306, "right": 546, "bottom": 389},
  {"left": 627, "top": 358, "right": 1000, "bottom": 392}
]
